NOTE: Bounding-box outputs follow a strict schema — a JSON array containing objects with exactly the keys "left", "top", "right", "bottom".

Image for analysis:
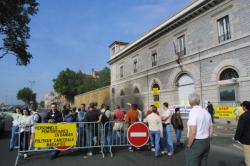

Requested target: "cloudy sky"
[{"left": 0, "top": 0, "right": 190, "bottom": 104}]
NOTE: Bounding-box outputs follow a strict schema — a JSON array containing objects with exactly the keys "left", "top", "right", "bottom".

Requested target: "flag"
[{"left": 173, "top": 42, "right": 180, "bottom": 64}]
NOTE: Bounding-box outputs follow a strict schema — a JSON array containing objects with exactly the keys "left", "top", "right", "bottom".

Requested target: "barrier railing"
[
  {"left": 15, "top": 121, "right": 155, "bottom": 166},
  {"left": 15, "top": 122, "right": 105, "bottom": 166}
]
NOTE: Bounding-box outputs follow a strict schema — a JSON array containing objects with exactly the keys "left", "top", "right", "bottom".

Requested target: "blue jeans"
[
  {"left": 10, "top": 126, "right": 19, "bottom": 149},
  {"left": 163, "top": 124, "right": 174, "bottom": 153},
  {"left": 86, "top": 124, "right": 93, "bottom": 147},
  {"left": 149, "top": 132, "right": 155, "bottom": 147},
  {"left": 149, "top": 131, "right": 161, "bottom": 156},
  {"left": 175, "top": 129, "right": 182, "bottom": 145},
  {"left": 103, "top": 125, "right": 112, "bottom": 153}
]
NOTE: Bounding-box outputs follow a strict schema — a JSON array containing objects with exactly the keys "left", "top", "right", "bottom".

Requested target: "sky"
[{"left": 0, "top": 0, "right": 191, "bottom": 105}]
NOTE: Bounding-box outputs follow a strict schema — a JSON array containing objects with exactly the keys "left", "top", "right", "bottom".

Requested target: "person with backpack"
[
  {"left": 100, "top": 104, "right": 112, "bottom": 154},
  {"left": 171, "top": 107, "right": 184, "bottom": 147},
  {"left": 29, "top": 107, "right": 42, "bottom": 150}
]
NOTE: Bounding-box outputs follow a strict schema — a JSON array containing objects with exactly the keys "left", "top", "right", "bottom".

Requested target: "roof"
[{"left": 109, "top": 41, "right": 129, "bottom": 48}]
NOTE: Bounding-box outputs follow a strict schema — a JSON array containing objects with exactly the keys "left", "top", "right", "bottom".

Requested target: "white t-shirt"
[
  {"left": 143, "top": 113, "right": 162, "bottom": 132},
  {"left": 187, "top": 106, "right": 212, "bottom": 139},
  {"left": 101, "top": 108, "right": 111, "bottom": 119},
  {"left": 19, "top": 115, "right": 33, "bottom": 132},
  {"left": 161, "top": 108, "right": 172, "bottom": 124}
]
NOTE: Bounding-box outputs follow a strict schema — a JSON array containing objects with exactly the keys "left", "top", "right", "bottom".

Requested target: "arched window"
[
  {"left": 219, "top": 68, "right": 239, "bottom": 102},
  {"left": 219, "top": 68, "right": 239, "bottom": 81},
  {"left": 177, "top": 74, "right": 194, "bottom": 105},
  {"left": 120, "top": 90, "right": 125, "bottom": 96},
  {"left": 134, "top": 87, "right": 140, "bottom": 94}
]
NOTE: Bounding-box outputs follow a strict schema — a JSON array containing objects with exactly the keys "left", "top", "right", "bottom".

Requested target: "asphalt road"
[{"left": 0, "top": 117, "right": 246, "bottom": 166}]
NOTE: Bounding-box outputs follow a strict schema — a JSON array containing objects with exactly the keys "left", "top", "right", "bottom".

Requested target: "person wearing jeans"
[
  {"left": 144, "top": 105, "right": 163, "bottom": 157},
  {"left": 171, "top": 107, "right": 184, "bottom": 147},
  {"left": 161, "top": 102, "right": 174, "bottom": 156},
  {"left": 9, "top": 107, "right": 22, "bottom": 151}
]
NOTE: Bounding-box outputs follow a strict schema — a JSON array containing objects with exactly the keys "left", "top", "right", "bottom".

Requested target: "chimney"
[{"left": 109, "top": 41, "right": 129, "bottom": 57}]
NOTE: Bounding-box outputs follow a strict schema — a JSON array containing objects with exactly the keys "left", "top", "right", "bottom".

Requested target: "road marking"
[
  {"left": 233, "top": 144, "right": 243, "bottom": 151},
  {"left": 130, "top": 132, "right": 147, "bottom": 137}
]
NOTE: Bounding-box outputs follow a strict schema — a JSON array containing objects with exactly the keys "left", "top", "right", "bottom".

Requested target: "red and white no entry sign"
[{"left": 127, "top": 122, "right": 149, "bottom": 147}]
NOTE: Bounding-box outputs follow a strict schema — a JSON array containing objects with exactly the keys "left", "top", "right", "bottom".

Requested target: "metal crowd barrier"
[
  {"left": 15, "top": 122, "right": 105, "bottom": 166},
  {"left": 103, "top": 121, "right": 130, "bottom": 157},
  {"left": 15, "top": 121, "right": 144, "bottom": 166}
]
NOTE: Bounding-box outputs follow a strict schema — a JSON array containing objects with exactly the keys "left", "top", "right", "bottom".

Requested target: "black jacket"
[
  {"left": 234, "top": 111, "right": 250, "bottom": 145},
  {"left": 44, "top": 110, "right": 63, "bottom": 123}
]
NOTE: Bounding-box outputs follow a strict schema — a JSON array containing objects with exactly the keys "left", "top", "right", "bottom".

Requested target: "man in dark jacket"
[
  {"left": 171, "top": 107, "right": 184, "bottom": 147},
  {"left": 206, "top": 101, "right": 215, "bottom": 123},
  {"left": 44, "top": 103, "right": 63, "bottom": 160},
  {"left": 234, "top": 101, "right": 250, "bottom": 166},
  {"left": 84, "top": 103, "right": 101, "bottom": 157}
]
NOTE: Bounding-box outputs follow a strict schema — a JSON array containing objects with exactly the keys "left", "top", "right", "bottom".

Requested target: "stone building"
[{"left": 108, "top": 0, "right": 250, "bottom": 112}]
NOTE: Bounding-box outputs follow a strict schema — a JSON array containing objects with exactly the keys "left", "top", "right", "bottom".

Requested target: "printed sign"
[
  {"left": 34, "top": 123, "right": 77, "bottom": 148},
  {"left": 214, "top": 106, "right": 239, "bottom": 118},
  {"left": 153, "top": 88, "right": 159, "bottom": 95}
]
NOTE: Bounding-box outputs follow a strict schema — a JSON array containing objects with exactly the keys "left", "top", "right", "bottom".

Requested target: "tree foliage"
[
  {"left": 0, "top": 0, "right": 39, "bottom": 65},
  {"left": 17, "top": 87, "right": 36, "bottom": 105},
  {"left": 53, "top": 67, "right": 111, "bottom": 102}
]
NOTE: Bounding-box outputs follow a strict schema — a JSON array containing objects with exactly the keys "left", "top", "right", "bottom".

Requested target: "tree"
[
  {"left": 53, "top": 68, "right": 79, "bottom": 102},
  {"left": 97, "top": 67, "right": 110, "bottom": 87},
  {"left": 17, "top": 87, "right": 36, "bottom": 105},
  {"left": 53, "top": 67, "right": 111, "bottom": 102},
  {"left": 39, "top": 101, "right": 45, "bottom": 108},
  {"left": 0, "top": 0, "right": 39, "bottom": 65}
]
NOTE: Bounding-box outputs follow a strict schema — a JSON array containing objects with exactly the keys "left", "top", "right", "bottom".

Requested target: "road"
[{"left": 0, "top": 117, "right": 246, "bottom": 166}]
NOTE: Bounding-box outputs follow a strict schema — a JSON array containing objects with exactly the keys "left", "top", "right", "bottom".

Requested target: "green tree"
[
  {"left": 17, "top": 87, "right": 36, "bottom": 105},
  {"left": 97, "top": 67, "right": 110, "bottom": 87},
  {"left": 0, "top": 0, "right": 39, "bottom": 65},
  {"left": 53, "top": 67, "right": 111, "bottom": 102},
  {"left": 39, "top": 100, "right": 45, "bottom": 108},
  {"left": 53, "top": 68, "right": 79, "bottom": 102}
]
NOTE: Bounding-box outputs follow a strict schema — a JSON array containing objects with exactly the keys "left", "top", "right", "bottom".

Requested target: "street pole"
[{"left": 198, "top": 46, "right": 203, "bottom": 107}]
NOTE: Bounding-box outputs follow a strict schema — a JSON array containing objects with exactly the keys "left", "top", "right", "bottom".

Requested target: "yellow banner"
[
  {"left": 214, "top": 106, "right": 240, "bottom": 118},
  {"left": 153, "top": 88, "right": 159, "bottom": 95},
  {"left": 34, "top": 123, "right": 77, "bottom": 148},
  {"left": 154, "top": 101, "right": 160, "bottom": 108}
]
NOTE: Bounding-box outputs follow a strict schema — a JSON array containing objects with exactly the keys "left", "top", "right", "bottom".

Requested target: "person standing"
[
  {"left": 113, "top": 105, "right": 124, "bottom": 144},
  {"left": 171, "top": 107, "right": 184, "bottom": 147},
  {"left": 143, "top": 105, "right": 163, "bottom": 157},
  {"left": 29, "top": 107, "right": 42, "bottom": 150},
  {"left": 125, "top": 104, "right": 139, "bottom": 152},
  {"left": 9, "top": 107, "right": 22, "bottom": 151},
  {"left": 186, "top": 93, "right": 213, "bottom": 166},
  {"left": 206, "top": 101, "right": 215, "bottom": 123},
  {"left": 161, "top": 102, "right": 174, "bottom": 156},
  {"left": 44, "top": 103, "right": 63, "bottom": 160},
  {"left": 84, "top": 103, "right": 102, "bottom": 157},
  {"left": 19, "top": 108, "right": 33, "bottom": 159},
  {"left": 234, "top": 101, "right": 250, "bottom": 166},
  {"left": 77, "top": 104, "right": 87, "bottom": 146}
]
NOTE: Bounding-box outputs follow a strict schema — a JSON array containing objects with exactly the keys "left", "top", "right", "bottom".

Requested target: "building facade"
[{"left": 108, "top": 0, "right": 250, "bottom": 112}]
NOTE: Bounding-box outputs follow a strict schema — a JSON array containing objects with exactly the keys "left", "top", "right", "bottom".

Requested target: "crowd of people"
[{"left": 8, "top": 93, "right": 250, "bottom": 166}]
